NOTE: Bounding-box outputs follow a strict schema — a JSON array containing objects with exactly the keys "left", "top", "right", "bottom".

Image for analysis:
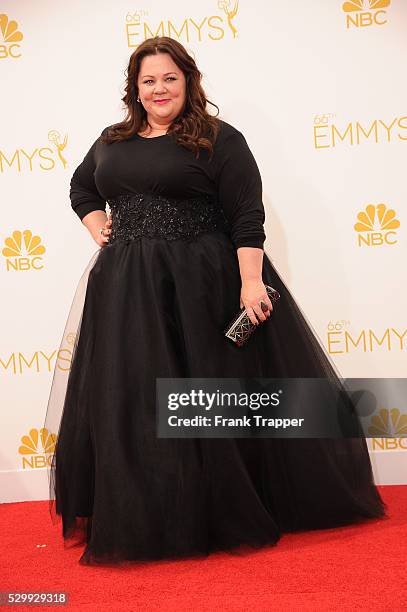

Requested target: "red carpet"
[{"left": 0, "top": 485, "right": 405, "bottom": 611}]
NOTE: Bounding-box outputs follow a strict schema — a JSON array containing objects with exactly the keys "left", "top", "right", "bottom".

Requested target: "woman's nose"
[{"left": 153, "top": 82, "right": 167, "bottom": 93}]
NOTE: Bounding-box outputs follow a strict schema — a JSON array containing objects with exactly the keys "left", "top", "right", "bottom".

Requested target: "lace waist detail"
[{"left": 106, "top": 193, "right": 231, "bottom": 244}]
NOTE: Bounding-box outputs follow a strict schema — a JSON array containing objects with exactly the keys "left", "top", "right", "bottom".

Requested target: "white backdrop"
[{"left": 1, "top": 0, "right": 406, "bottom": 503}]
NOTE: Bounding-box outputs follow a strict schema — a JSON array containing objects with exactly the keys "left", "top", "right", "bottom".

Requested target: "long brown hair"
[{"left": 101, "top": 36, "right": 221, "bottom": 159}]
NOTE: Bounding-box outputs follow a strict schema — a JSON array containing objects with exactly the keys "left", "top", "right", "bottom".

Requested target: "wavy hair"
[{"left": 100, "top": 36, "right": 221, "bottom": 159}]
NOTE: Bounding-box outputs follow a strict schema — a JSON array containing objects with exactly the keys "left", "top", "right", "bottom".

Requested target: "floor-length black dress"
[{"left": 44, "top": 119, "right": 387, "bottom": 565}]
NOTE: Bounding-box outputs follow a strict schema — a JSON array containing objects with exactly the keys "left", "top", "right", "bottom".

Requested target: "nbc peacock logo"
[
  {"left": 18, "top": 428, "right": 57, "bottom": 469},
  {"left": 2, "top": 230, "right": 46, "bottom": 271},
  {"left": 0, "top": 13, "right": 23, "bottom": 59},
  {"left": 369, "top": 408, "right": 407, "bottom": 451},
  {"left": 342, "top": 1, "right": 391, "bottom": 28},
  {"left": 354, "top": 203, "right": 400, "bottom": 247}
]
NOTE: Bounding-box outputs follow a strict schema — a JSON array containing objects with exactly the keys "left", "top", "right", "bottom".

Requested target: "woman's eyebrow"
[{"left": 141, "top": 72, "right": 178, "bottom": 78}]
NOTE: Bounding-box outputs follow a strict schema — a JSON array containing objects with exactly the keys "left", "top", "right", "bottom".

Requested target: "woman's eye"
[{"left": 143, "top": 77, "right": 176, "bottom": 84}]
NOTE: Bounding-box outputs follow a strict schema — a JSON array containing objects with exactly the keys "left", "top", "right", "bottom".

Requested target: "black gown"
[{"left": 44, "top": 119, "right": 387, "bottom": 565}]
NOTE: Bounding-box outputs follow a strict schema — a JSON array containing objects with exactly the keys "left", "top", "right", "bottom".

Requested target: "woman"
[{"left": 44, "top": 36, "right": 387, "bottom": 566}]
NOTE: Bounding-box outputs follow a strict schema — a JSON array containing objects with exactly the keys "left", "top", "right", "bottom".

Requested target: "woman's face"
[{"left": 137, "top": 53, "right": 186, "bottom": 125}]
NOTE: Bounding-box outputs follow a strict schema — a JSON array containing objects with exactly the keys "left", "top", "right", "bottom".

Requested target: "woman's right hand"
[
  {"left": 81, "top": 210, "right": 112, "bottom": 247},
  {"left": 95, "top": 214, "right": 112, "bottom": 247}
]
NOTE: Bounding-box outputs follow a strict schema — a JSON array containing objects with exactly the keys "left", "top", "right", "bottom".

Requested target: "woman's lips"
[{"left": 154, "top": 99, "right": 170, "bottom": 104}]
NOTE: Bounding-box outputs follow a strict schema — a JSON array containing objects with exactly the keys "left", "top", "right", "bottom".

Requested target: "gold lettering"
[
  {"left": 390, "top": 328, "right": 407, "bottom": 351},
  {"left": 208, "top": 15, "right": 224, "bottom": 40},
  {"left": 377, "top": 118, "right": 398, "bottom": 143},
  {"left": 19, "top": 352, "right": 40, "bottom": 373},
  {"left": 39, "top": 351, "right": 57, "bottom": 372},
  {"left": 332, "top": 122, "right": 353, "bottom": 146},
  {"left": 144, "top": 21, "right": 165, "bottom": 38},
  {"left": 327, "top": 331, "right": 343, "bottom": 354},
  {"left": 168, "top": 19, "right": 188, "bottom": 40},
  {"left": 356, "top": 120, "right": 378, "bottom": 144},
  {"left": 189, "top": 17, "right": 208, "bottom": 42},
  {"left": 314, "top": 125, "right": 330, "bottom": 149},
  {"left": 369, "top": 329, "right": 390, "bottom": 351},
  {"left": 0, "top": 354, "right": 16, "bottom": 374},
  {"left": 0, "top": 150, "right": 20, "bottom": 172}
]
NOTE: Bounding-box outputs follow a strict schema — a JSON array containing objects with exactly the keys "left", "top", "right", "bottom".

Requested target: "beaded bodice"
[{"left": 106, "top": 193, "right": 231, "bottom": 245}]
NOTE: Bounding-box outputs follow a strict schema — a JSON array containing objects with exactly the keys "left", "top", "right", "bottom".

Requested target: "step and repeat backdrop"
[{"left": 1, "top": 0, "right": 406, "bottom": 502}]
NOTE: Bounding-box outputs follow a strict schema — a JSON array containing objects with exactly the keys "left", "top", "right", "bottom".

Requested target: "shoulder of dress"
[
  {"left": 100, "top": 124, "right": 115, "bottom": 138},
  {"left": 211, "top": 120, "right": 246, "bottom": 160},
  {"left": 214, "top": 119, "right": 245, "bottom": 149},
  {"left": 216, "top": 119, "right": 243, "bottom": 138}
]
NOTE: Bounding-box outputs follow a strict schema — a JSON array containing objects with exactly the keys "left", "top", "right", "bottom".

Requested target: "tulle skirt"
[{"left": 44, "top": 204, "right": 387, "bottom": 565}]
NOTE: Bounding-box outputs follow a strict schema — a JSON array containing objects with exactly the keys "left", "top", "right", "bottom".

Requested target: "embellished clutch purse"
[{"left": 224, "top": 284, "right": 281, "bottom": 347}]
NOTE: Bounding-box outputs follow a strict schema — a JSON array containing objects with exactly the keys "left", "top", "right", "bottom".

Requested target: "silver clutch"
[{"left": 223, "top": 284, "right": 280, "bottom": 347}]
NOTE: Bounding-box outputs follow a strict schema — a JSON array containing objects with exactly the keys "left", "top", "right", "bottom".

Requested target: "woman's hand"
[
  {"left": 95, "top": 214, "right": 112, "bottom": 247},
  {"left": 240, "top": 279, "right": 273, "bottom": 326},
  {"left": 81, "top": 210, "right": 112, "bottom": 247}
]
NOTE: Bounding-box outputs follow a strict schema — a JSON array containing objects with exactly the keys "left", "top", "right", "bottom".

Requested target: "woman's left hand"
[{"left": 240, "top": 279, "right": 273, "bottom": 326}]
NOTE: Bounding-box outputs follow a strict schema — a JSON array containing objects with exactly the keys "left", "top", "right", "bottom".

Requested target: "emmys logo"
[
  {"left": 2, "top": 230, "right": 46, "bottom": 271},
  {"left": 369, "top": 408, "right": 407, "bottom": 451},
  {"left": 313, "top": 114, "right": 407, "bottom": 149},
  {"left": 125, "top": 1, "right": 239, "bottom": 47},
  {"left": 18, "top": 428, "right": 57, "bottom": 469},
  {"left": 354, "top": 204, "right": 400, "bottom": 247},
  {"left": 342, "top": 0, "right": 391, "bottom": 28},
  {"left": 0, "top": 130, "right": 68, "bottom": 173},
  {"left": 57, "top": 331, "right": 78, "bottom": 372},
  {"left": 0, "top": 13, "right": 23, "bottom": 59},
  {"left": 326, "top": 321, "right": 407, "bottom": 354},
  {"left": 219, "top": 0, "right": 238, "bottom": 38},
  {"left": 0, "top": 332, "right": 76, "bottom": 375}
]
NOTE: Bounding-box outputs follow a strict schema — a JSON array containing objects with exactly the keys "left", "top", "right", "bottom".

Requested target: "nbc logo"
[
  {"left": 0, "top": 14, "right": 23, "bottom": 59},
  {"left": 342, "top": 0, "right": 391, "bottom": 28},
  {"left": 19, "top": 428, "right": 57, "bottom": 469},
  {"left": 354, "top": 203, "right": 400, "bottom": 247},
  {"left": 2, "top": 230, "right": 46, "bottom": 271},
  {"left": 369, "top": 408, "right": 407, "bottom": 451}
]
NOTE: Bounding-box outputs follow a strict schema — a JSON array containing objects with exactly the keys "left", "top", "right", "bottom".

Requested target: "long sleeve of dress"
[
  {"left": 215, "top": 129, "right": 266, "bottom": 250},
  {"left": 70, "top": 133, "right": 107, "bottom": 221}
]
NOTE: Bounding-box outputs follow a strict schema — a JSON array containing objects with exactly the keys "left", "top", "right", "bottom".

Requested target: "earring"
[{"left": 137, "top": 96, "right": 140, "bottom": 102}]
